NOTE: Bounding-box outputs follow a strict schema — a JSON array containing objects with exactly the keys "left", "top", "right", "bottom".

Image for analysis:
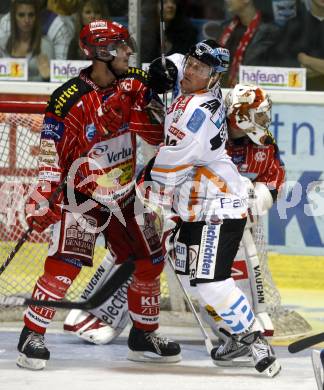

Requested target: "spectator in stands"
[
  {"left": 210, "top": 0, "right": 280, "bottom": 88},
  {"left": 67, "top": 0, "right": 108, "bottom": 60},
  {"left": 0, "top": 0, "right": 78, "bottom": 60},
  {"left": 141, "top": 0, "right": 198, "bottom": 63},
  {"left": 269, "top": 0, "right": 324, "bottom": 90},
  {"left": 42, "top": 0, "right": 78, "bottom": 59},
  {"left": 0, "top": 0, "right": 54, "bottom": 81}
]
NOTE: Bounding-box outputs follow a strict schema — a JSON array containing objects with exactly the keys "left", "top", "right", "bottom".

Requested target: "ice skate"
[
  {"left": 127, "top": 326, "right": 181, "bottom": 363},
  {"left": 17, "top": 326, "right": 50, "bottom": 370},
  {"left": 211, "top": 328, "right": 253, "bottom": 367},
  {"left": 239, "top": 331, "right": 281, "bottom": 377}
]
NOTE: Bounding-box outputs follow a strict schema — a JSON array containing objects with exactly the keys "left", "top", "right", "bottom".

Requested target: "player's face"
[
  {"left": 181, "top": 56, "right": 212, "bottom": 94},
  {"left": 15, "top": 4, "right": 36, "bottom": 34},
  {"left": 111, "top": 43, "right": 133, "bottom": 75}
]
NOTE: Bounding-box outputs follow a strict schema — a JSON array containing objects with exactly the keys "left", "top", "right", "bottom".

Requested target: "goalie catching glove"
[
  {"left": 25, "top": 182, "right": 63, "bottom": 233},
  {"left": 95, "top": 91, "right": 132, "bottom": 136}
]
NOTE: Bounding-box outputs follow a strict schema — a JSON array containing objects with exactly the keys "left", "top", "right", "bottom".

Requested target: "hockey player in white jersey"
[{"left": 147, "top": 39, "right": 281, "bottom": 377}]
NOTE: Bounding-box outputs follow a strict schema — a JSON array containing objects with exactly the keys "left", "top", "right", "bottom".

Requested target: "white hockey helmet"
[{"left": 225, "top": 84, "right": 274, "bottom": 145}]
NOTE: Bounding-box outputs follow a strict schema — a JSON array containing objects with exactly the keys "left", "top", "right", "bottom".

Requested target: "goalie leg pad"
[
  {"left": 64, "top": 309, "right": 130, "bottom": 345},
  {"left": 64, "top": 253, "right": 131, "bottom": 344}
]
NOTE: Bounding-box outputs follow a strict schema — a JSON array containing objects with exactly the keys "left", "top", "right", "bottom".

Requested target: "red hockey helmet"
[{"left": 79, "top": 19, "right": 136, "bottom": 61}]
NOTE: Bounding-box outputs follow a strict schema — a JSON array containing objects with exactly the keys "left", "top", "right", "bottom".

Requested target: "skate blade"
[
  {"left": 261, "top": 359, "right": 281, "bottom": 378},
  {"left": 212, "top": 358, "right": 254, "bottom": 368},
  {"left": 16, "top": 354, "right": 47, "bottom": 370},
  {"left": 127, "top": 349, "right": 181, "bottom": 363}
]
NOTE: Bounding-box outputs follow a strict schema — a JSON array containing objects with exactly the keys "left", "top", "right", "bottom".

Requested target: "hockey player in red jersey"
[{"left": 17, "top": 19, "right": 181, "bottom": 370}]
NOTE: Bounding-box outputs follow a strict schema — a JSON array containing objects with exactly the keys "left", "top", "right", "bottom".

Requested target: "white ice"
[{"left": 0, "top": 324, "right": 317, "bottom": 390}]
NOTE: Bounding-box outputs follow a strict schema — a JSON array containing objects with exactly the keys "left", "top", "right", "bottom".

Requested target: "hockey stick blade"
[
  {"left": 0, "top": 261, "right": 135, "bottom": 311},
  {"left": 288, "top": 333, "right": 324, "bottom": 353}
]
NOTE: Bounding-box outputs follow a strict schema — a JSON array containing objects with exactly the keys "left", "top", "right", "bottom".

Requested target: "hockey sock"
[{"left": 24, "top": 256, "right": 81, "bottom": 334}]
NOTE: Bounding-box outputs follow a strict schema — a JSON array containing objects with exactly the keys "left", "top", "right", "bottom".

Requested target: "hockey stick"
[
  {"left": 167, "top": 248, "right": 214, "bottom": 355},
  {"left": 288, "top": 332, "right": 324, "bottom": 353},
  {"left": 0, "top": 175, "right": 69, "bottom": 276},
  {"left": 159, "top": 0, "right": 169, "bottom": 108},
  {"left": 0, "top": 260, "right": 134, "bottom": 310}
]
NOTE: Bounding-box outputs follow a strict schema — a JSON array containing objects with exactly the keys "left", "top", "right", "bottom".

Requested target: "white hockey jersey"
[{"left": 151, "top": 54, "right": 249, "bottom": 222}]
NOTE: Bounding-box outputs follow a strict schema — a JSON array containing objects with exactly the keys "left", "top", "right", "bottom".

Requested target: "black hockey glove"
[{"left": 148, "top": 57, "right": 178, "bottom": 94}]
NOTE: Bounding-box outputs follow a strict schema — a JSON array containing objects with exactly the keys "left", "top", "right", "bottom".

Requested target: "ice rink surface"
[{"left": 0, "top": 324, "right": 318, "bottom": 390}]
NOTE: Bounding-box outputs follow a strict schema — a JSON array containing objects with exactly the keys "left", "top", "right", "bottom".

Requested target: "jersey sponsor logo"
[
  {"left": 38, "top": 170, "right": 61, "bottom": 182},
  {"left": 42, "top": 117, "right": 64, "bottom": 140},
  {"left": 219, "top": 196, "right": 248, "bottom": 209},
  {"left": 167, "top": 95, "right": 192, "bottom": 119},
  {"left": 39, "top": 139, "right": 58, "bottom": 166},
  {"left": 254, "top": 151, "right": 267, "bottom": 162},
  {"left": 55, "top": 276, "right": 72, "bottom": 285},
  {"left": 152, "top": 254, "right": 164, "bottom": 264},
  {"left": 210, "top": 125, "right": 227, "bottom": 151},
  {"left": 175, "top": 242, "right": 187, "bottom": 273},
  {"left": 85, "top": 123, "right": 96, "bottom": 141},
  {"left": 169, "top": 125, "right": 185, "bottom": 140},
  {"left": 196, "top": 224, "right": 220, "bottom": 279},
  {"left": 62, "top": 213, "right": 97, "bottom": 260},
  {"left": 54, "top": 83, "right": 79, "bottom": 117},
  {"left": 88, "top": 137, "right": 133, "bottom": 169},
  {"left": 200, "top": 98, "right": 220, "bottom": 116},
  {"left": 231, "top": 259, "right": 249, "bottom": 280},
  {"left": 186, "top": 108, "right": 206, "bottom": 133},
  {"left": 201, "top": 98, "right": 225, "bottom": 128},
  {"left": 189, "top": 245, "right": 198, "bottom": 281}
]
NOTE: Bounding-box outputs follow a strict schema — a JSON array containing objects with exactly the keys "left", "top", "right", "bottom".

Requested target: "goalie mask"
[
  {"left": 226, "top": 84, "right": 274, "bottom": 145},
  {"left": 79, "top": 20, "right": 136, "bottom": 62}
]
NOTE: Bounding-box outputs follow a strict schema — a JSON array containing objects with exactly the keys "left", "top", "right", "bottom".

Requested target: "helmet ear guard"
[{"left": 225, "top": 84, "right": 274, "bottom": 145}]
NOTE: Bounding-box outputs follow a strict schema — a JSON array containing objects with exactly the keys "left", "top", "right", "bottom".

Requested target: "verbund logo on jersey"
[{"left": 88, "top": 137, "right": 133, "bottom": 169}]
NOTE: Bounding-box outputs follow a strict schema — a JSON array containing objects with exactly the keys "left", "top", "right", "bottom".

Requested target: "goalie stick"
[
  {"left": 0, "top": 260, "right": 134, "bottom": 310},
  {"left": 288, "top": 332, "right": 324, "bottom": 353}
]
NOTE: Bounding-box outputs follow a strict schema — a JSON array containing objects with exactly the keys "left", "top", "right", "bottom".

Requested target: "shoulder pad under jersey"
[
  {"left": 46, "top": 77, "right": 92, "bottom": 119},
  {"left": 122, "top": 67, "right": 149, "bottom": 85}
]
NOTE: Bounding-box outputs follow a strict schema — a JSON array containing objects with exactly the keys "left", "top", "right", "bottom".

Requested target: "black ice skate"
[
  {"left": 239, "top": 331, "right": 281, "bottom": 377},
  {"left": 127, "top": 326, "right": 181, "bottom": 363},
  {"left": 17, "top": 326, "right": 50, "bottom": 370},
  {"left": 211, "top": 328, "right": 253, "bottom": 367}
]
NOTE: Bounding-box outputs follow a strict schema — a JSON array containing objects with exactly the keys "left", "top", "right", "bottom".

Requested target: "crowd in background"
[{"left": 0, "top": 0, "right": 323, "bottom": 90}]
